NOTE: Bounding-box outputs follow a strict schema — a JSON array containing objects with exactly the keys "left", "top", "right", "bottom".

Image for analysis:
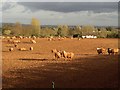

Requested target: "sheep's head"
[
  {"left": 51, "top": 49, "right": 57, "bottom": 53},
  {"left": 97, "top": 48, "right": 101, "bottom": 50},
  {"left": 108, "top": 48, "right": 112, "bottom": 51}
]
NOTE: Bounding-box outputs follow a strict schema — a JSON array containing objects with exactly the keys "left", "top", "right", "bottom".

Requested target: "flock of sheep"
[
  {"left": 5, "top": 36, "right": 36, "bottom": 51},
  {"left": 1, "top": 36, "right": 119, "bottom": 61},
  {"left": 97, "top": 47, "right": 119, "bottom": 55},
  {"left": 51, "top": 49, "right": 74, "bottom": 60}
]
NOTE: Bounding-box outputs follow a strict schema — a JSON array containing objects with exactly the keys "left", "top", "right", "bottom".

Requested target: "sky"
[{"left": 1, "top": 0, "right": 119, "bottom": 26}]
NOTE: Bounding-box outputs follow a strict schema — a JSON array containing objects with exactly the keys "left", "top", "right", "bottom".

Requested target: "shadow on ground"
[{"left": 2, "top": 55, "right": 119, "bottom": 88}]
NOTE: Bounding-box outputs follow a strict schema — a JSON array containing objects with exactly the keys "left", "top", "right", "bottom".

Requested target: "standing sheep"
[
  {"left": 97, "top": 48, "right": 106, "bottom": 54},
  {"left": 108, "top": 48, "right": 119, "bottom": 55},
  {"left": 30, "top": 47, "right": 33, "bottom": 51},
  {"left": 62, "top": 51, "right": 74, "bottom": 60},
  {"left": 9, "top": 48, "right": 13, "bottom": 51},
  {"left": 14, "top": 44, "right": 18, "bottom": 48},
  {"left": 51, "top": 49, "right": 62, "bottom": 60}
]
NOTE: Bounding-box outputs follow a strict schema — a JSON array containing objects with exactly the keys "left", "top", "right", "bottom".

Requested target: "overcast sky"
[{"left": 1, "top": 0, "right": 119, "bottom": 26}]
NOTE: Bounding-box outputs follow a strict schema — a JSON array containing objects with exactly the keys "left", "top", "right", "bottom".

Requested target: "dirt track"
[{"left": 2, "top": 38, "right": 119, "bottom": 88}]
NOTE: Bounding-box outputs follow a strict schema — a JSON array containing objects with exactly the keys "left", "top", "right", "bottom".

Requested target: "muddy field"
[{"left": 2, "top": 38, "right": 119, "bottom": 88}]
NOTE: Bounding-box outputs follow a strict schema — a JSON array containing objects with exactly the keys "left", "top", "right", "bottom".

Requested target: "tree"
[
  {"left": 3, "top": 30, "right": 11, "bottom": 35},
  {"left": 81, "top": 25, "right": 95, "bottom": 35},
  {"left": 41, "top": 27, "right": 56, "bottom": 37},
  {"left": 74, "top": 25, "right": 82, "bottom": 37},
  {"left": 57, "top": 25, "right": 69, "bottom": 37},
  {"left": 98, "top": 28, "right": 107, "bottom": 38},
  {"left": 2, "top": 24, "right": 12, "bottom": 35},
  {"left": 14, "top": 22, "right": 23, "bottom": 35},
  {"left": 31, "top": 18, "right": 41, "bottom": 36}
]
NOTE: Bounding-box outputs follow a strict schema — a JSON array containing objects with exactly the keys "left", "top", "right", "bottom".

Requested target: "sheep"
[
  {"left": 9, "top": 48, "right": 13, "bottom": 51},
  {"left": 48, "top": 38, "right": 52, "bottom": 41},
  {"left": 13, "top": 40, "right": 20, "bottom": 44},
  {"left": 18, "top": 36, "right": 23, "bottom": 39},
  {"left": 30, "top": 47, "right": 33, "bottom": 51},
  {"left": 78, "top": 38, "right": 81, "bottom": 40},
  {"left": 19, "top": 48, "right": 27, "bottom": 51},
  {"left": 108, "top": 48, "right": 119, "bottom": 55},
  {"left": 30, "top": 40, "right": 36, "bottom": 44},
  {"left": 97, "top": 48, "right": 106, "bottom": 54},
  {"left": 51, "top": 49, "right": 62, "bottom": 59},
  {"left": 62, "top": 50, "right": 74, "bottom": 60},
  {"left": 14, "top": 44, "right": 18, "bottom": 48},
  {"left": 32, "top": 36, "right": 36, "bottom": 39},
  {"left": 11, "top": 36, "right": 16, "bottom": 39}
]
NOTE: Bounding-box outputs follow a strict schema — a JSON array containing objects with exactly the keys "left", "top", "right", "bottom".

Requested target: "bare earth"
[{"left": 2, "top": 38, "right": 119, "bottom": 88}]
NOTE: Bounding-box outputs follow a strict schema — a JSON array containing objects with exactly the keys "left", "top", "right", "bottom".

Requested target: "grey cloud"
[
  {"left": 17, "top": 2, "right": 118, "bottom": 13},
  {"left": 2, "top": 3, "right": 12, "bottom": 11}
]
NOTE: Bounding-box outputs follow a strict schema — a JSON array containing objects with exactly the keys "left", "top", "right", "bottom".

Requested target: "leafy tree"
[
  {"left": 3, "top": 30, "right": 11, "bottom": 35},
  {"left": 15, "top": 22, "right": 22, "bottom": 34},
  {"left": 41, "top": 27, "right": 56, "bottom": 37},
  {"left": 81, "top": 25, "right": 95, "bottom": 35},
  {"left": 31, "top": 18, "right": 41, "bottom": 36},
  {"left": 2, "top": 24, "right": 12, "bottom": 35},
  {"left": 57, "top": 25, "right": 69, "bottom": 37},
  {"left": 98, "top": 28, "right": 107, "bottom": 38},
  {"left": 74, "top": 25, "right": 82, "bottom": 37}
]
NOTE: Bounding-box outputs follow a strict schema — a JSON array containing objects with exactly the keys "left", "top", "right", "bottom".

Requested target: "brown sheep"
[
  {"left": 97, "top": 48, "right": 106, "bottom": 54},
  {"left": 108, "top": 48, "right": 119, "bottom": 55},
  {"left": 62, "top": 51, "right": 74, "bottom": 60},
  {"left": 51, "top": 49, "right": 62, "bottom": 59}
]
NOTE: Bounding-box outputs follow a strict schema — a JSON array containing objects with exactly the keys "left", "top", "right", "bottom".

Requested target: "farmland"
[{"left": 2, "top": 38, "right": 119, "bottom": 88}]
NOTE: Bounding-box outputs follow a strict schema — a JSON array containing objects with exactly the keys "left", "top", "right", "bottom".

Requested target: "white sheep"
[
  {"left": 9, "top": 48, "right": 13, "bottom": 51},
  {"left": 14, "top": 44, "right": 18, "bottom": 48},
  {"left": 32, "top": 36, "right": 36, "bottom": 39},
  {"left": 19, "top": 48, "right": 27, "bottom": 51},
  {"left": 30, "top": 47, "right": 33, "bottom": 51},
  {"left": 30, "top": 40, "right": 36, "bottom": 44},
  {"left": 13, "top": 40, "right": 20, "bottom": 44}
]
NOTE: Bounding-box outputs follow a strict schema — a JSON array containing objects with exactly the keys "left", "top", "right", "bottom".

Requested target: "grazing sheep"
[
  {"left": 19, "top": 36, "right": 23, "bottom": 39},
  {"left": 19, "top": 48, "right": 27, "bottom": 51},
  {"left": 32, "top": 36, "right": 36, "bottom": 39},
  {"left": 9, "top": 48, "right": 13, "bottom": 51},
  {"left": 8, "top": 39, "right": 13, "bottom": 43},
  {"left": 108, "top": 48, "right": 119, "bottom": 55},
  {"left": 97, "top": 48, "right": 106, "bottom": 54},
  {"left": 14, "top": 44, "right": 18, "bottom": 48},
  {"left": 11, "top": 36, "right": 16, "bottom": 39},
  {"left": 13, "top": 40, "right": 20, "bottom": 44},
  {"left": 62, "top": 50, "right": 74, "bottom": 60},
  {"left": 51, "top": 49, "right": 62, "bottom": 59},
  {"left": 31, "top": 40, "right": 36, "bottom": 44},
  {"left": 30, "top": 47, "right": 33, "bottom": 51},
  {"left": 48, "top": 38, "right": 52, "bottom": 41}
]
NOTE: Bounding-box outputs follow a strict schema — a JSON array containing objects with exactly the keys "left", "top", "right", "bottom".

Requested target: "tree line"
[{"left": 1, "top": 18, "right": 120, "bottom": 38}]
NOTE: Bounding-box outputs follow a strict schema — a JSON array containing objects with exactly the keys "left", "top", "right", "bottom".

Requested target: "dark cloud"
[{"left": 17, "top": 2, "right": 118, "bottom": 13}]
